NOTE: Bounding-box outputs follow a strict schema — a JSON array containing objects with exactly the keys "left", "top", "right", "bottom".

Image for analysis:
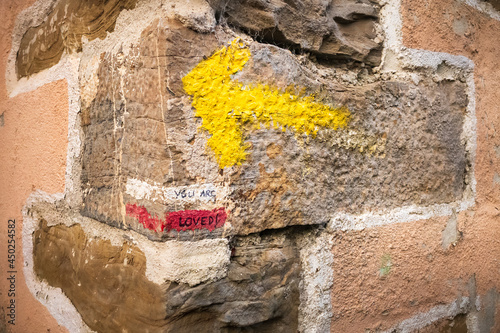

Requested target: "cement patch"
[{"left": 382, "top": 297, "right": 470, "bottom": 333}]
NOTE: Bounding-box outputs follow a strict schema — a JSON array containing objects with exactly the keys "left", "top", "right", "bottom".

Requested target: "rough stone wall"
[{"left": 0, "top": 0, "right": 500, "bottom": 333}]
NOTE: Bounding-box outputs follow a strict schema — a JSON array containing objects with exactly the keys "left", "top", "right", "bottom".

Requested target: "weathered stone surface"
[
  {"left": 33, "top": 219, "right": 301, "bottom": 332},
  {"left": 208, "top": 0, "right": 383, "bottom": 65},
  {"left": 80, "top": 18, "right": 468, "bottom": 238},
  {"left": 80, "top": 19, "right": 222, "bottom": 240},
  {"left": 16, "top": 0, "right": 138, "bottom": 78},
  {"left": 230, "top": 49, "right": 468, "bottom": 234},
  {"left": 33, "top": 220, "right": 167, "bottom": 333},
  {"left": 162, "top": 231, "right": 301, "bottom": 332}
]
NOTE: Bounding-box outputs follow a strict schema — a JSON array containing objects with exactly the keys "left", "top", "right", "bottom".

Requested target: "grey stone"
[
  {"left": 208, "top": 0, "right": 383, "bottom": 65},
  {"left": 162, "top": 231, "right": 301, "bottom": 332},
  {"left": 80, "top": 19, "right": 468, "bottom": 238}
]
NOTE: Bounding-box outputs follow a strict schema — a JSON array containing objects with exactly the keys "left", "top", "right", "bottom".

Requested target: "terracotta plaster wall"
[
  {"left": 329, "top": 0, "right": 500, "bottom": 332},
  {"left": 0, "top": 0, "right": 68, "bottom": 332},
  {"left": 1, "top": 0, "right": 500, "bottom": 332}
]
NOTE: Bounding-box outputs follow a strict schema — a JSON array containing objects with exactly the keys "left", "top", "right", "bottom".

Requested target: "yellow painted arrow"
[{"left": 182, "top": 39, "right": 351, "bottom": 168}]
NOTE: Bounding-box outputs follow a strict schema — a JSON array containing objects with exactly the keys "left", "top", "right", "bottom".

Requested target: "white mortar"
[
  {"left": 328, "top": 0, "right": 477, "bottom": 231},
  {"left": 297, "top": 230, "right": 334, "bottom": 333},
  {"left": 9, "top": 0, "right": 484, "bottom": 331},
  {"left": 382, "top": 296, "right": 470, "bottom": 333}
]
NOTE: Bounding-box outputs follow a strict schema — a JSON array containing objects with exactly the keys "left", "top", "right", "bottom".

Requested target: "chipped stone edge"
[
  {"left": 22, "top": 191, "right": 231, "bottom": 331},
  {"left": 8, "top": 0, "right": 478, "bottom": 231},
  {"left": 9, "top": 1, "right": 479, "bottom": 333},
  {"left": 9, "top": 2, "right": 224, "bottom": 330},
  {"left": 24, "top": 191, "right": 231, "bottom": 284},
  {"left": 22, "top": 192, "right": 94, "bottom": 333},
  {"left": 310, "top": 1, "right": 478, "bottom": 331},
  {"left": 6, "top": 0, "right": 174, "bottom": 212},
  {"left": 381, "top": 296, "right": 471, "bottom": 333},
  {"left": 329, "top": 0, "right": 477, "bottom": 231}
]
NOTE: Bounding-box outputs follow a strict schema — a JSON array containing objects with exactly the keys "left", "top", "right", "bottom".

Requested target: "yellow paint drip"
[{"left": 182, "top": 39, "right": 351, "bottom": 168}]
